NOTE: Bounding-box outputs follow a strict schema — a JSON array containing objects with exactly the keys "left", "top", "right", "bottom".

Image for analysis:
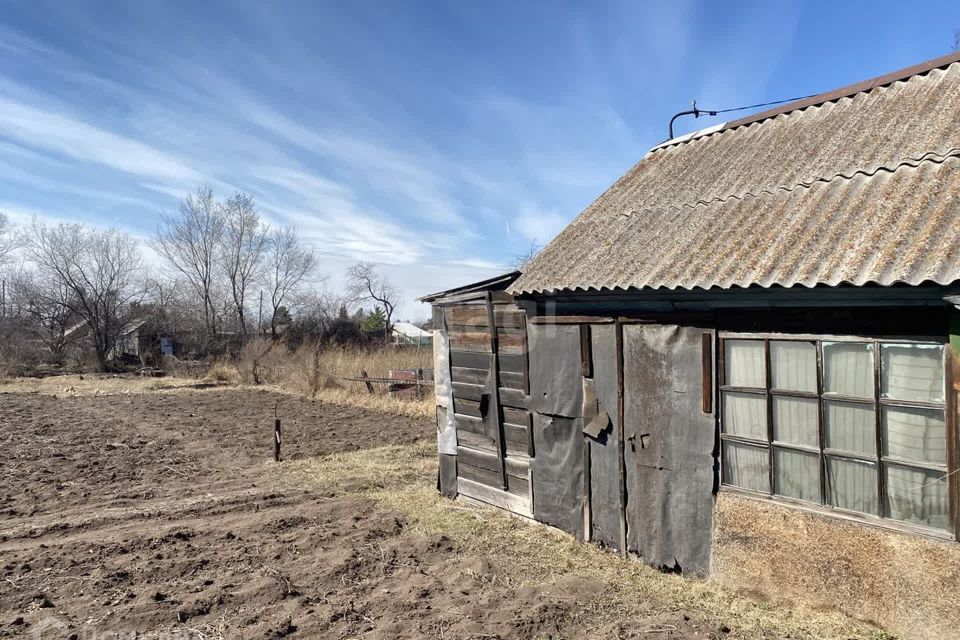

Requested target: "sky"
[{"left": 0, "top": 1, "right": 958, "bottom": 319}]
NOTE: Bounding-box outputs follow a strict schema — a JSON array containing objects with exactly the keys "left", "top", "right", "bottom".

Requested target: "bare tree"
[
  {"left": 8, "top": 266, "right": 77, "bottom": 362},
  {"left": 220, "top": 192, "right": 268, "bottom": 337},
  {"left": 263, "top": 227, "right": 316, "bottom": 339},
  {"left": 22, "top": 220, "right": 143, "bottom": 372},
  {"left": 954, "top": 27, "right": 959, "bottom": 52},
  {"left": 346, "top": 262, "right": 397, "bottom": 341},
  {"left": 151, "top": 186, "right": 224, "bottom": 343},
  {"left": 0, "top": 212, "right": 16, "bottom": 263},
  {"left": 510, "top": 240, "right": 542, "bottom": 271}
]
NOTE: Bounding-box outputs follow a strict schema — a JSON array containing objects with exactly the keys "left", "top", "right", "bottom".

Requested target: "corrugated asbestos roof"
[{"left": 511, "top": 53, "right": 960, "bottom": 295}]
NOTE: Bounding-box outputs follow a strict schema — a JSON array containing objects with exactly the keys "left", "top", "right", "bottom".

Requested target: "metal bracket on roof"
[{"left": 668, "top": 100, "right": 718, "bottom": 140}]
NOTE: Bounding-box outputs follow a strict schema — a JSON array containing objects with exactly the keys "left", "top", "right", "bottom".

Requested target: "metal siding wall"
[
  {"left": 528, "top": 323, "right": 586, "bottom": 535},
  {"left": 528, "top": 324, "right": 583, "bottom": 417},
  {"left": 531, "top": 413, "right": 586, "bottom": 538},
  {"left": 622, "top": 323, "right": 716, "bottom": 575},
  {"left": 588, "top": 324, "right": 622, "bottom": 548}
]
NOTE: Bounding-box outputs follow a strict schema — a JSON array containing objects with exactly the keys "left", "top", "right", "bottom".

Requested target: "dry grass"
[
  {"left": 0, "top": 340, "right": 433, "bottom": 416},
  {"left": 0, "top": 367, "right": 434, "bottom": 419},
  {"left": 207, "top": 341, "right": 435, "bottom": 417},
  {"left": 0, "top": 373, "right": 209, "bottom": 396},
  {"left": 280, "top": 443, "right": 876, "bottom": 640}
]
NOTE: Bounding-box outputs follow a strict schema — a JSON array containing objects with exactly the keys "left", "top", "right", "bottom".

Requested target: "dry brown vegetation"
[
  {"left": 282, "top": 444, "right": 877, "bottom": 640},
  {"left": 0, "top": 342, "right": 435, "bottom": 418}
]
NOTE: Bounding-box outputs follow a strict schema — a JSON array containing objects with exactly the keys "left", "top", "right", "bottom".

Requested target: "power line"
[
  {"left": 699, "top": 93, "right": 820, "bottom": 115},
  {"left": 668, "top": 92, "right": 821, "bottom": 138}
]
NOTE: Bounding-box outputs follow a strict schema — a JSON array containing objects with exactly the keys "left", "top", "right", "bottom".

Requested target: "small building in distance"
[{"left": 391, "top": 321, "right": 432, "bottom": 347}]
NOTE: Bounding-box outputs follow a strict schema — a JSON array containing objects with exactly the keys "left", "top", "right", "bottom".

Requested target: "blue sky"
[{"left": 0, "top": 1, "right": 958, "bottom": 318}]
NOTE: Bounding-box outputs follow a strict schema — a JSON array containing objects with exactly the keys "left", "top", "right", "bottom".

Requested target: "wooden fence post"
[
  {"left": 273, "top": 418, "right": 281, "bottom": 462},
  {"left": 361, "top": 370, "right": 375, "bottom": 394}
]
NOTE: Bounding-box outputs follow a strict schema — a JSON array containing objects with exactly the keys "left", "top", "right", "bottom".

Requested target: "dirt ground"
[{"left": 0, "top": 381, "right": 867, "bottom": 639}]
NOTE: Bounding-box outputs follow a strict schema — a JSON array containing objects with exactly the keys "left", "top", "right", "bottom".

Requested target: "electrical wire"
[{"left": 699, "top": 93, "right": 820, "bottom": 115}]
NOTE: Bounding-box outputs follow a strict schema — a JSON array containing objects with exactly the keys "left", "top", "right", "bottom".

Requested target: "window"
[{"left": 719, "top": 337, "right": 951, "bottom": 533}]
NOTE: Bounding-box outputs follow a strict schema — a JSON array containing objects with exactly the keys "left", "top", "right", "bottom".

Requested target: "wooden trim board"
[{"left": 457, "top": 477, "right": 533, "bottom": 518}]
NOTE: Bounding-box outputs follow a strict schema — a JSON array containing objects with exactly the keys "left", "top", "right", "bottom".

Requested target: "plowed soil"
[{"left": 0, "top": 386, "right": 726, "bottom": 639}]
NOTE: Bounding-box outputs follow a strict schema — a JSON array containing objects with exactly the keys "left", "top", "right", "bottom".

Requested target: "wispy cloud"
[
  {"left": 0, "top": 0, "right": 835, "bottom": 318},
  {"left": 0, "top": 93, "right": 201, "bottom": 186}
]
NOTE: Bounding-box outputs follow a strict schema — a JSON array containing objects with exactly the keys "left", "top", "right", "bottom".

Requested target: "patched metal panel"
[
  {"left": 623, "top": 323, "right": 715, "bottom": 575},
  {"left": 528, "top": 324, "right": 583, "bottom": 418},
  {"left": 531, "top": 413, "right": 585, "bottom": 539},
  {"left": 588, "top": 324, "right": 621, "bottom": 549}
]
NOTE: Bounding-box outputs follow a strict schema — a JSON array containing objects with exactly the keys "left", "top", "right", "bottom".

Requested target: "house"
[
  {"left": 422, "top": 51, "right": 960, "bottom": 639},
  {"left": 63, "top": 318, "right": 150, "bottom": 364},
  {"left": 391, "top": 321, "right": 432, "bottom": 347}
]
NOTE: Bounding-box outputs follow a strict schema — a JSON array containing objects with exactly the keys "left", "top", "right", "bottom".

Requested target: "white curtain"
[
  {"left": 770, "top": 341, "right": 817, "bottom": 392},
  {"left": 823, "top": 342, "right": 874, "bottom": 398},
  {"left": 725, "top": 339, "right": 765, "bottom": 388},
  {"left": 827, "top": 456, "right": 878, "bottom": 515},
  {"left": 772, "top": 396, "right": 818, "bottom": 446},
  {"left": 774, "top": 448, "right": 820, "bottom": 502},
  {"left": 723, "top": 442, "right": 769, "bottom": 493},
  {"left": 882, "top": 406, "right": 946, "bottom": 465},
  {"left": 881, "top": 343, "right": 944, "bottom": 403},
  {"left": 885, "top": 464, "right": 949, "bottom": 530},
  {"left": 824, "top": 400, "right": 876, "bottom": 455},
  {"left": 723, "top": 392, "right": 767, "bottom": 439}
]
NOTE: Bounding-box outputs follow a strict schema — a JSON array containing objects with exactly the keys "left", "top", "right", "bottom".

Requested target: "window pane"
[
  {"left": 722, "top": 441, "right": 770, "bottom": 493},
  {"left": 826, "top": 456, "right": 878, "bottom": 515},
  {"left": 885, "top": 464, "right": 949, "bottom": 531},
  {"left": 823, "top": 342, "right": 874, "bottom": 398},
  {"left": 774, "top": 448, "right": 820, "bottom": 503},
  {"left": 770, "top": 341, "right": 817, "bottom": 392},
  {"left": 882, "top": 406, "right": 946, "bottom": 465},
  {"left": 824, "top": 400, "right": 877, "bottom": 455},
  {"left": 724, "top": 339, "right": 765, "bottom": 388},
  {"left": 772, "top": 396, "right": 818, "bottom": 446},
  {"left": 880, "top": 343, "right": 944, "bottom": 403},
  {"left": 722, "top": 391, "right": 767, "bottom": 440}
]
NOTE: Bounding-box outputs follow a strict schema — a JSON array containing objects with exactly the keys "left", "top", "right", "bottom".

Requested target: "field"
[{"left": 0, "top": 377, "right": 874, "bottom": 639}]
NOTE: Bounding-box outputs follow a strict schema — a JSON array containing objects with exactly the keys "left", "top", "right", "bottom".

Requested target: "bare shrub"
[
  {"left": 289, "top": 341, "right": 324, "bottom": 398},
  {"left": 161, "top": 355, "right": 209, "bottom": 378},
  {"left": 206, "top": 360, "right": 241, "bottom": 384},
  {"left": 235, "top": 337, "right": 289, "bottom": 385}
]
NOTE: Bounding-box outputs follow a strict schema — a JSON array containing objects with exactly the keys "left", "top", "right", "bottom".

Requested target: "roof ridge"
[
  {"left": 652, "top": 53, "right": 960, "bottom": 153},
  {"left": 610, "top": 148, "right": 960, "bottom": 221}
]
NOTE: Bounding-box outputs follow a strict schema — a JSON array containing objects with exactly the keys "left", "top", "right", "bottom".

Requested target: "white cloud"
[
  {"left": 0, "top": 95, "right": 202, "bottom": 186},
  {"left": 513, "top": 205, "right": 569, "bottom": 246}
]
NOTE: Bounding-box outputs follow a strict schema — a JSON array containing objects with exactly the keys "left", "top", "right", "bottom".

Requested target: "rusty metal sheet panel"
[
  {"left": 510, "top": 60, "right": 960, "bottom": 295},
  {"left": 623, "top": 323, "right": 716, "bottom": 575},
  {"left": 531, "top": 413, "right": 585, "bottom": 539},
  {"left": 588, "top": 324, "right": 622, "bottom": 549},
  {"left": 527, "top": 324, "right": 583, "bottom": 418}
]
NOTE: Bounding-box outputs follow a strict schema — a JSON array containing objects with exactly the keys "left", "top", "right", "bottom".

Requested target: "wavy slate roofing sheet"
[{"left": 511, "top": 54, "right": 960, "bottom": 295}]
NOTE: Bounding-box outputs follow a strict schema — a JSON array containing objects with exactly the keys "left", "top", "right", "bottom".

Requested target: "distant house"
[
  {"left": 391, "top": 321, "right": 432, "bottom": 347},
  {"left": 63, "top": 318, "right": 154, "bottom": 364}
]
